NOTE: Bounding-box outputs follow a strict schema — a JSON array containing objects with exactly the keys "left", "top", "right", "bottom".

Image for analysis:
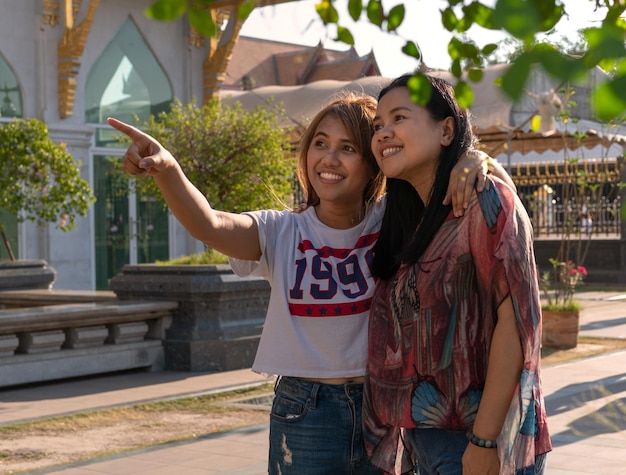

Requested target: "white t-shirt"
[{"left": 229, "top": 200, "right": 385, "bottom": 378}]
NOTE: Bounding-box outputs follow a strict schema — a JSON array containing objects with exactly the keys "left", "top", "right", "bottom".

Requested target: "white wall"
[{"left": 1, "top": 1, "right": 207, "bottom": 289}]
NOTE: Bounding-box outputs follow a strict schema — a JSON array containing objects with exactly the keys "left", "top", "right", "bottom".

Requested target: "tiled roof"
[{"left": 223, "top": 36, "right": 381, "bottom": 90}]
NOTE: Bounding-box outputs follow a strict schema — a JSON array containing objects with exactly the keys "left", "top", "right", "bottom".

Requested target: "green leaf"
[
  {"left": 592, "top": 76, "right": 626, "bottom": 121},
  {"left": 500, "top": 52, "right": 531, "bottom": 100},
  {"left": 145, "top": 0, "right": 187, "bottom": 21},
  {"left": 238, "top": 0, "right": 257, "bottom": 21},
  {"left": 189, "top": 8, "right": 217, "bottom": 37},
  {"left": 481, "top": 43, "right": 498, "bottom": 55},
  {"left": 532, "top": 0, "right": 564, "bottom": 32},
  {"left": 336, "top": 26, "right": 355, "bottom": 45},
  {"left": 456, "top": 14, "right": 472, "bottom": 33},
  {"left": 450, "top": 58, "right": 462, "bottom": 78},
  {"left": 366, "top": 0, "right": 383, "bottom": 27},
  {"left": 315, "top": 0, "right": 339, "bottom": 24},
  {"left": 401, "top": 41, "right": 421, "bottom": 60},
  {"left": 467, "top": 68, "right": 483, "bottom": 82},
  {"left": 347, "top": 0, "right": 362, "bottom": 22},
  {"left": 583, "top": 25, "right": 626, "bottom": 67},
  {"left": 493, "top": 0, "right": 563, "bottom": 39},
  {"left": 407, "top": 73, "right": 432, "bottom": 105},
  {"left": 448, "top": 37, "right": 464, "bottom": 61},
  {"left": 464, "top": 1, "right": 494, "bottom": 29},
  {"left": 454, "top": 80, "right": 474, "bottom": 109},
  {"left": 441, "top": 7, "right": 457, "bottom": 32},
  {"left": 532, "top": 44, "right": 587, "bottom": 82},
  {"left": 493, "top": 0, "right": 540, "bottom": 40},
  {"left": 387, "top": 4, "right": 405, "bottom": 32}
]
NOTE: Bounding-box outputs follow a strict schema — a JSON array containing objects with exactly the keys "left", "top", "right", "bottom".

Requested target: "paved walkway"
[{"left": 1, "top": 291, "right": 625, "bottom": 475}]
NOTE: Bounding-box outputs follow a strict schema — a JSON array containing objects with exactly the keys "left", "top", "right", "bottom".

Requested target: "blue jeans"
[
  {"left": 405, "top": 428, "right": 547, "bottom": 475},
  {"left": 268, "top": 376, "right": 382, "bottom": 475}
]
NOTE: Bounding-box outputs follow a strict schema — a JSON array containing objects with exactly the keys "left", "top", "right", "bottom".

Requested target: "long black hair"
[{"left": 371, "top": 74, "right": 477, "bottom": 280}]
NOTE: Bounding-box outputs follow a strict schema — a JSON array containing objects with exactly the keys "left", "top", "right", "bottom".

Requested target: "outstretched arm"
[
  {"left": 445, "top": 151, "right": 516, "bottom": 217},
  {"left": 107, "top": 117, "right": 261, "bottom": 261}
]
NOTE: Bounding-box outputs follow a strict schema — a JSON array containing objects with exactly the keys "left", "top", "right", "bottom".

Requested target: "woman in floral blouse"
[{"left": 363, "top": 74, "right": 552, "bottom": 475}]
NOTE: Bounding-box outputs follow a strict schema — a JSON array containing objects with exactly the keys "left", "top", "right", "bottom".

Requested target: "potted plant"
[{"left": 540, "top": 258, "right": 587, "bottom": 349}]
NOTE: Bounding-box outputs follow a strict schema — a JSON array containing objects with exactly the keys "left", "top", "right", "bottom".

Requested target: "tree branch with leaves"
[
  {"left": 0, "top": 118, "right": 95, "bottom": 260},
  {"left": 146, "top": 0, "right": 626, "bottom": 118}
]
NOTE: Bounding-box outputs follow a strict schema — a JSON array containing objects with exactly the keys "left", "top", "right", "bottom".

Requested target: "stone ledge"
[{"left": 0, "top": 341, "right": 164, "bottom": 388}]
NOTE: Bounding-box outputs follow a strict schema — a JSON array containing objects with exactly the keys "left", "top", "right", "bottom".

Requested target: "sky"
[{"left": 240, "top": 0, "right": 609, "bottom": 78}]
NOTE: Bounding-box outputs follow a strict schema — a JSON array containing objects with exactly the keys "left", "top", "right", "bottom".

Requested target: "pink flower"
[{"left": 578, "top": 266, "right": 588, "bottom": 276}]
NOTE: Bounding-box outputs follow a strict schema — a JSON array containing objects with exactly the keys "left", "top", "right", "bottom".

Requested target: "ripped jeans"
[{"left": 268, "top": 376, "right": 382, "bottom": 475}]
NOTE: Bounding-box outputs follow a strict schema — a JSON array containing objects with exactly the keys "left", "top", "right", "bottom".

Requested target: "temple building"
[{"left": 0, "top": 0, "right": 382, "bottom": 290}]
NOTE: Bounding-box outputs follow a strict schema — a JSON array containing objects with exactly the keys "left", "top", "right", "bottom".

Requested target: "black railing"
[
  {"left": 513, "top": 158, "right": 622, "bottom": 238},
  {"left": 522, "top": 194, "right": 621, "bottom": 237}
]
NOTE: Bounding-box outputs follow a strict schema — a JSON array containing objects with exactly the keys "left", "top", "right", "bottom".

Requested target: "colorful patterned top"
[{"left": 363, "top": 177, "right": 551, "bottom": 474}]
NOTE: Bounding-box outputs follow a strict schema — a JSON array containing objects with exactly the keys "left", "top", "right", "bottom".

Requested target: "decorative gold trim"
[
  {"left": 57, "top": 0, "right": 100, "bottom": 119},
  {"left": 189, "top": 26, "right": 206, "bottom": 48},
  {"left": 42, "top": 0, "right": 60, "bottom": 27},
  {"left": 510, "top": 158, "right": 620, "bottom": 186}
]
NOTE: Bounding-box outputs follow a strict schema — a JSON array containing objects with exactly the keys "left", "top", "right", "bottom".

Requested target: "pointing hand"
[{"left": 107, "top": 117, "right": 176, "bottom": 176}]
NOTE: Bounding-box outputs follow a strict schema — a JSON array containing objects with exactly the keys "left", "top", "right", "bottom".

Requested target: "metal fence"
[
  {"left": 512, "top": 158, "right": 622, "bottom": 238},
  {"left": 520, "top": 191, "right": 621, "bottom": 237},
  {"left": 290, "top": 158, "right": 623, "bottom": 239}
]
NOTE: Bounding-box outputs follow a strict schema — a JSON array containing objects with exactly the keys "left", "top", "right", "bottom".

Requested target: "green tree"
[
  {"left": 130, "top": 98, "right": 295, "bottom": 213},
  {"left": 145, "top": 0, "right": 626, "bottom": 119},
  {"left": 0, "top": 118, "right": 95, "bottom": 260}
]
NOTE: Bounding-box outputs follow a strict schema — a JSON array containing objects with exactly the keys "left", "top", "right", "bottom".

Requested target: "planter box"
[
  {"left": 110, "top": 264, "right": 270, "bottom": 372},
  {"left": 0, "top": 260, "right": 56, "bottom": 291},
  {"left": 542, "top": 309, "right": 580, "bottom": 349}
]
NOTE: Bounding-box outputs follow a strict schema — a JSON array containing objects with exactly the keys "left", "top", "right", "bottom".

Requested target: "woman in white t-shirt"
[{"left": 108, "top": 92, "right": 509, "bottom": 474}]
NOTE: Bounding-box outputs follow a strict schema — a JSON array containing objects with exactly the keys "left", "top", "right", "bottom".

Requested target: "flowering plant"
[{"left": 540, "top": 258, "right": 587, "bottom": 311}]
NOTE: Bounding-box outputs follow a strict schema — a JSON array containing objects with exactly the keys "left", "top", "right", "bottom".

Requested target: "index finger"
[{"left": 107, "top": 117, "right": 146, "bottom": 141}]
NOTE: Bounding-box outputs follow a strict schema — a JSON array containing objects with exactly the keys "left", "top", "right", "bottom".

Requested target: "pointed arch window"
[
  {"left": 86, "top": 16, "right": 173, "bottom": 147},
  {"left": 0, "top": 54, "right": 23, "bottom": 119}
]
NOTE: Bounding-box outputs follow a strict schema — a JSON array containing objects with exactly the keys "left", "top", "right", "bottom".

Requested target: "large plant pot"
[
  {"left": 110, "top": 264, "right": 270, "bottom": 372},
  {"left": 542, "top": 309, "right": 580, "bottom": 349}
]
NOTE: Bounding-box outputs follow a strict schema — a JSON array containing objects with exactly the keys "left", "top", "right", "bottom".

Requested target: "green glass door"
[{"left": 94, "top": 156, "right": 169, "bottom": 290}]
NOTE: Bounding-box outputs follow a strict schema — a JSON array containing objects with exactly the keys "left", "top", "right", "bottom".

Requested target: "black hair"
[{"left": 371, "top": 74, "right": 477, "bottom": 280}]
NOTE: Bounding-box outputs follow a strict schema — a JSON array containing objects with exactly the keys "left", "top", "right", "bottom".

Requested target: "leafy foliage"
[
  {"left": 156, "top": 248, "right": 229, "bottom": 265},
  {"left": 146, "top": 0, "right": 626, "bottom": 119},
  {"left": 541, "top": 259, "right": 586, "bottom": 311},
  {"left": 0, "top": 119, "right": 95, "bottom": 251},
  {"left": 131, "top": 98, "right": 295, "bottom": 213}
]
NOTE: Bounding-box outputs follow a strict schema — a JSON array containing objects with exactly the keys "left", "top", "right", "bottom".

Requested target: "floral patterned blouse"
[{"left": 363, "top": 177, "right": 552, "bottom": 474}]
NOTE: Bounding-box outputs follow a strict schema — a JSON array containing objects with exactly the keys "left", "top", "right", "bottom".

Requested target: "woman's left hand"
[
  {"left": 462, "top": 443, "right": 500, "bottom": 475},
  {"left": 444, "top": 149, "right": 489, "bottom": 217}
]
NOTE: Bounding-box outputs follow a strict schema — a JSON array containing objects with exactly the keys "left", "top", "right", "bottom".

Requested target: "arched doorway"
[{"left": 86, "top": 17, "right": 173, "bottom": 289}]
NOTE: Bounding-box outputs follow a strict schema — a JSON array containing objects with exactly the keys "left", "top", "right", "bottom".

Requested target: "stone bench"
[
  {"left": 0, "top": 300, "right": 178, "bottom": 388},
  {"left": 0, "top": 289, "right": 117, "bottom": 308}
]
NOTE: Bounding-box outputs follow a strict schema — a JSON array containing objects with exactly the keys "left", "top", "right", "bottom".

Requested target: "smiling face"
[
  {"left": 372, "top": 86, "right": 454, "bottom": 200},
  {"left": 306, "top": 114, "right": 375, "bottom": 223}
]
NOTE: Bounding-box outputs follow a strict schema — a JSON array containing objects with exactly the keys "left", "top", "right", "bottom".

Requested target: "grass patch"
[
  {"left": 0, "top": 383, "right": 273, "bottom": 437},
  {"left": 156, "top": 249, "right": 229, "bottom": 265},
  {"left": 542, "top": 336, "right": 626, "bottom": 366}
]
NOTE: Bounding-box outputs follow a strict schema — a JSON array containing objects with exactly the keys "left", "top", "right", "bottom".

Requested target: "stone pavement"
[{"left": 0, "top": 291, "right": 625, "bottom": 475}]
